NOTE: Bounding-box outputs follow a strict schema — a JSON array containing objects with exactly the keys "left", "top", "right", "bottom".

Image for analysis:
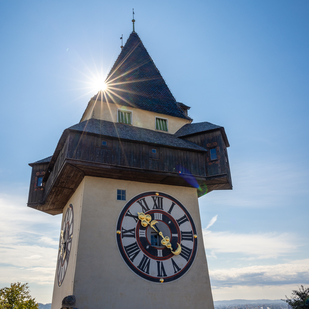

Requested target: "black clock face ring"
[
  {"left": 57, "top": 204, "right": 74, "bottom": 286},
  {"left": 116, "top": 192, "right": 197, "bottom": 283}
]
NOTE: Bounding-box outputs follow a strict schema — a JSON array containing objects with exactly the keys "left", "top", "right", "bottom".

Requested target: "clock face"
[
  {"left": 57, "top": 204, "right": 74, "bottom": 286},
  {"left": 116, "top": 192, "right": 197, "bottom": 283}
]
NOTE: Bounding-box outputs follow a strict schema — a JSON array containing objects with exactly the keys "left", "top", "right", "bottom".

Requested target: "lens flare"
[{"left": 176, "top": 165, "right": 208, "bottom": 196}]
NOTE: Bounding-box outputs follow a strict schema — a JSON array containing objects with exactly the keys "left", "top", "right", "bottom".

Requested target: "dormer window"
[
  {"left": 177, "top": 102, "right": 190, "bottom": 117},
  {"left": 156, "top": 117, "right": 168, "bottom": 132},
  {"left": 118, "top": 110, "right": 132, "bottom": 125}
]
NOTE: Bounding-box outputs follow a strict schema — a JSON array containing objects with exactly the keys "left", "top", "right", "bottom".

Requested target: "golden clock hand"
[
  {"left": 155, "top": 224, "right": 181, "bottom": 255},
  {"left": 59, "top": 230, "right": 73, "bottom": 259},
  {"left": 59, "top": 230, "right": 65, "bottom": 257},
  {"left": 137, "top": 215, "right": 181, "bottom": 255},
  {"left": 137, "top": 212, "right": 152, "bottom": 227},
  {"left": 171, "top": 243, "right": 181, "bottom": 255},
  {"left": 150, "top": 220, "right": 159, "bottom": 233}
]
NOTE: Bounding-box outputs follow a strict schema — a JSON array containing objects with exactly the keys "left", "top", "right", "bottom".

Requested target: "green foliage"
[
  {"left": 284, "top": 285, "right": 309, "bottom": 309},
  {"left": 0, "top": 282, "right": 39, "bottom": 309}
]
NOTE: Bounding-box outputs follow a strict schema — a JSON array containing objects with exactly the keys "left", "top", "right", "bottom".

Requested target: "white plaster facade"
[
  {"left": 80, "top": 97, "right": 191, "bottom": 134},
  {"left": 51, "top": 176, "right": 214, "bottom": 309}
]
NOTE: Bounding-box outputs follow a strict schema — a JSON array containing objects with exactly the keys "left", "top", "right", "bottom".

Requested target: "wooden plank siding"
[
  {"left": 66, "top": 132, "right": 206, "bottom": 177},
  {"left": 28, "top": 130, "right": 231, "bottom": 214},
  {"left": 179, "top": 130, "right": 231, "bottom": 181},
  {"left": 27, "top": 162, "right": 49, "bottom": 207}
]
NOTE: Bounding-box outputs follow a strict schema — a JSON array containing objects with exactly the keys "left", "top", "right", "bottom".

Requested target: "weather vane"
[
  {"left": 132, "top": 8, "right": 135, "bottom": 32},
  {"left": 120, "top": 34, "right": 123, "bottom": 49}
]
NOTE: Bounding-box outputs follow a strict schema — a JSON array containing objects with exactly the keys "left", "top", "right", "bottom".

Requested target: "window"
[
  {"left": 151, "top": 232, "right": 160, "bottom": 246},
  {"left": 150, "top": 148, "right": 160, "bottom": 160},
  {"left": 34, "top": 171, "right": 45, "bottom": 191},
  {"left": 210, "top": 148, "right": 218, "bottom": 161},
  {"left": 117, "top": 189, "right": 126, "bottom": 201},
  {"left": 102, "top": 141, "right": 107, "bottom": 146},
  {"left": 37, "top": 176, "right": 43, "bottom": 187},
  {"left": 156, "top": 117, "right": 168, "bottom": 132},
  {"left": 118, "top": 110, "right": 132, "bottom": 125}
]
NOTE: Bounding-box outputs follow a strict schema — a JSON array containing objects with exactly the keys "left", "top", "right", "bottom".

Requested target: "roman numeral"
[
  {"left": 137, "top": 255, "right": 150, "bottom": 274},
  {"left": 171, "top": 258, "right": 181, "bottom": 273},
  {"left": 59, "top": 266, "right": 64, "bottom": 284},
  {"left": 139, "top": 229, "right": 146, "bottom": 238},
  {"left": 64, "top": 259, "right": 68, "bottom": 273},
  {"left": 176, "top": 214, "right": 189, "bottom": 226},
  {"left": 121, "top": 227, "right": 136, "bottom": 238},
  {"left": 124, "top": 242, "right": 140, "bottom": 262},
  {"left": 154, "top": 213, "right": 162, "bottom": 220},
  {"left": 125, "top": 210, "right": 138, "bottom": 223},
  {"left": 137, "top": 198, "right": 150, "bottom": 212},
  {"left": 181, "top": 231, "right": 193, "bottom": 241},
  {"left": 179, "top": 244, "right": 192, "bottom": 261},
  {"left": 57, "top": 260, "right": 61, "bottom": 275},
  {"left": 152, "top": 196, "right": 163, "bottom": 209},
  {"left": 157, "top": 249, "right": 163, "bottom": 257},
  {"left": 167, "top": 202, "right": 175, "bottom": 214},
  {"left": 157, "top": 261, "right": 167, "bottom": 277}
]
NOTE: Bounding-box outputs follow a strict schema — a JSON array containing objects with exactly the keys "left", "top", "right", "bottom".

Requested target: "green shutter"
[
  {"left": 156, "top": 118, "right": 167, "bottom": 131},
  {"left": 162, "top": 119, "right": 167, "bottom": 131},
  {"left": 118, "top": 111, "right": 132, "bottom": 124}
]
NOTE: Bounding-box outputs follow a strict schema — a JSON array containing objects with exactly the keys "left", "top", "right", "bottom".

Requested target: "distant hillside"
[
  {"left": 38, "top": 304, "right": 51, "bottom": 309},
  {"left": 214, "top": 299, "right": 288, "bottom": 309}
]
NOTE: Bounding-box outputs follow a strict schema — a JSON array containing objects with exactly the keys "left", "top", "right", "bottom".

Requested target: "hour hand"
[
  {"left": 150, "top": 220, "right": 160, "bottom": 233},
  {"left": 137, "top": 212, "right": 152, "bottom": 227}
]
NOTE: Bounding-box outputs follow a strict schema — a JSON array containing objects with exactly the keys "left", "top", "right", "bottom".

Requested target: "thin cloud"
[
  {"left": 212, "top": 283, "right": 305, "bottom": 301},
  {"left": 0, "top": 194, "right": 60, "bottom": 289},
  {"left": 203, "top": 230, "right": 299, "bottom": 259},
  {"left": 0, "top": 244, "right": 57, "bottom": 268},
  {"left": 39, "top": 237, "right": 59, "bottom": 247},
  {"left": 209, "top": 259, "right": 309, "bottom": 288},
  {"left": 0, "top": 265, "right": 55, "bottom": 286},
  {"left": 205, "top": 215, "right": 218, "bottom": 230}
]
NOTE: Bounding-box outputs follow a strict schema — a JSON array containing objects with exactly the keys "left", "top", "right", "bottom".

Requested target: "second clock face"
[
  {"left": 116, "top": 192, "right": 197, "bottom": 283},
  {"left": 57, "top": 204, "right": 74, "bottom": 286}
]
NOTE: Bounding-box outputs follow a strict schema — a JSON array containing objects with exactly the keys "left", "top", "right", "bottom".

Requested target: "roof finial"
[
  {"left": 132, "top": 8, "right": 135, "bottom": 32},
  {"left": 120, "top": 34, "right": 123, "bottom": 49}
]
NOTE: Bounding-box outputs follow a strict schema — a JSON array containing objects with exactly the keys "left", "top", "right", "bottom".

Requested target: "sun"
[{"left": 93, "top": 77, "right": 108, "bottom": 92}]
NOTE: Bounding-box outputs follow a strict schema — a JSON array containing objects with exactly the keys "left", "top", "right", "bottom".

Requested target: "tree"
[
  {"left": 0, "top": 282, "right": 38, "bottom": 309},
  {"left": 284, "top": 285, "right": 309, "bottom": 309}
]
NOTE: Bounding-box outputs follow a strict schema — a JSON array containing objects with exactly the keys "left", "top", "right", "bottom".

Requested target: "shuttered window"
[
  {"left": 156, "top": 118, "right": 168, "bottom": 132},
  {"left": 118, "top": 110, "right": 132, "bottom": 125}
]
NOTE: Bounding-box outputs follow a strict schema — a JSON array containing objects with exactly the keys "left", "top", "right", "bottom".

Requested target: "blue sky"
[{"left": 0, "top": 0, "right": 308, "bottom": 304}]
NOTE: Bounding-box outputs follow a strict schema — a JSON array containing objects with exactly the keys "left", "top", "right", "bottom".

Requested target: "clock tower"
[{"left": 28, "top": 29, "right": 232, "bottom": 309}]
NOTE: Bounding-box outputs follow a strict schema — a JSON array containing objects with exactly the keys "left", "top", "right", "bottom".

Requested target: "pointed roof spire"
[
  {"left": 132, "top": 8, "right": 135, "bottom": 32},
  {"left": 94, "top": 32, "right": 190, "bottom": 120}
]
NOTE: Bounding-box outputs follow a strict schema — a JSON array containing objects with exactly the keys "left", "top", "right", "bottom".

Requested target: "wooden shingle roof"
[
  {"left": 176, "top": 122, "right": 230, "bottom": 147},
  {"left": 92, "top": 32, "right": 191, "bottom": 120},
  {"left": 69, "top": 119, "right": 206, "bottom": 151}
]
